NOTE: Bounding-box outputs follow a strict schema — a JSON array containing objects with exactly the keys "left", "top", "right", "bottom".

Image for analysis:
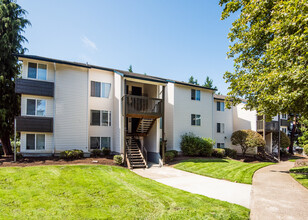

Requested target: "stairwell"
[
  {"left": 136, "top": 118, "right": 155, "bottom": 134},
  {"left": 126, "top": 137, "right": 147, "bottom": 169}
]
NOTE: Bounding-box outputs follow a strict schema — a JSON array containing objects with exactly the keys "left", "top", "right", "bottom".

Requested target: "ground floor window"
[
  {"left": 26, "top": 134, "right": 45, "bottom": 150},
  {"left": 90, "top": 136, "right": 111, "bottom": 150},
  {"left": 217, "top": 143, "right": 225, "bottom": 148},
  {"left": 281, "top": 127, "right": 287, "bottom": 134}
]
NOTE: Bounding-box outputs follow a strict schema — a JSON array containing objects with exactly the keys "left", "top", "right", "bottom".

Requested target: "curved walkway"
[
  {"left": 133, "top": 166, "right": 251, "bottom": 208},
  {"left": 250, "top": 161, "right": 308, "bottom": 220}
]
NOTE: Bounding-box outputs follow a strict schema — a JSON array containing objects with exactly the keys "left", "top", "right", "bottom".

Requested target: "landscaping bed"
[
  {"left": 0, "top": 156, "right": 115, "bottom": 167},
  {"left": 173, "top": 158, "right": 273, "bottom": 184},
  {"left": 0, "top": 165, "right": 249, "bottom": 219}
]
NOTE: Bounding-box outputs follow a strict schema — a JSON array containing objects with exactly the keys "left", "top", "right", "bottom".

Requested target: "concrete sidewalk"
[
  {"left": 250, "top": 161, "right": 308, "bottom": 220},
  {"left": 133, "top": 166, "right": 251, "bottom": 208}
]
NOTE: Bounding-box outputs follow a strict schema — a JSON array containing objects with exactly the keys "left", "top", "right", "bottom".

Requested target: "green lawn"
[
  {"left": 290, "top": 166, "right": 308, "bottom": 189},
  {"left": 174, "top": 158, "right": 273, "bottom": 184},
  {"left": 0, "top": 165, "right": 249, "bottom": 219}
]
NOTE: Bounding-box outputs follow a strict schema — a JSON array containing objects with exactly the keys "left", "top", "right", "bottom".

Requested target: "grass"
[
  {"left": 0, "top": 165, "right": 249, "bottom": 219},
  {"left": 290, "top": 166, "right": 308, "bottom": 189},
  {"left": 174, "top": 158, "right": 273, "bottom": 184}
]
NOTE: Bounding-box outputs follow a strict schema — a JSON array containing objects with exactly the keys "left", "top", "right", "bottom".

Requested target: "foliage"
[
  {"left": 0, "top": 0, "right": 30, "bottom": 155},
  {"left": 165, "top": 151, "right": 175, "bottom": 163},
  {"left": 102, "top": 147, "right": 111, "bottom": 156},
  {"left": 16, "top": 152, "right": 23, "bottom": 160},
  {"left": 272, "top": 131, "right": 290, "bottom": 151},
  {"left": 212, "top": 148, "right": 225, "bottom": 158},
  {"left": 219, "top": 0, "right": 308, "bottom": 118},
  {"left": 188, "top": 76, "right": 199, "bottom": 85},
  {"left": 231, "top": 130, "right": 265, "bottom": 156},
  {"left": 128, "top": 65, "right": 133, "bottom": 73},
  {"left": 174, "top": 158, "right": 273, "bottom": 184},
  {"left": 0, "top": 165, "right": 249, "bottom": 219},
  {"left": 290, "top": 166, "right": 308, "bottom": 174},
  {"left": 180, "top": 133, "right": 214, "bottom": 157},
  {"left": 290, "top": 166, "right": 308, "bottom": 189},
  {"left": 113, "top": 155, "right": 123, "bottom": 165},
  {"left": 167, "top": 150, "right": 178, "bottom": 157},
  {"left": 203, "top": 76, "right": 217, "bottom": 90},
  {"left": 224, "top": 148, "right": 237, "bottom": 159},
  {"left": 299, "top": 116, "right": 308, "bottom": 147},
  {"left": 60, "top": 150, "right": 84, "bottom": 160},
  {"left": 91, "top": 149, "right": 103, "bottom": 157},
  {"left": 304, "top": 145, "right": 308, "bottom": 156}
]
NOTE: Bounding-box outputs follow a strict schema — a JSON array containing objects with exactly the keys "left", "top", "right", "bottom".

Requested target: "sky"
[{"left": 18, "top": 0, "right": 238, "bottom": 95}]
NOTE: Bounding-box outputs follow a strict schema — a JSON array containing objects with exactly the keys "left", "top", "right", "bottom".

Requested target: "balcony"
[
  {"left": 16, "top": 116, "right": 53, "bottom": 132},
  {"left": 122, "top": 95, "right": 163, "bottom": 118},
  {"left": 15, "top": 78, "right": 54, "bottom": 97},
  {"left": 257, "top": 121, "right": 279, "bottom": 133}
]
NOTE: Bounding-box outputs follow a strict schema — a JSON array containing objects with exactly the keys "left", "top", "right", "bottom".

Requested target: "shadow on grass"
[{"left": 179, "top": 158, "right": 229, "bottom": 163}]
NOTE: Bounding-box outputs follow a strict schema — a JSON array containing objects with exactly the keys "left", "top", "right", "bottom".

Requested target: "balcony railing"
[
  {"left": 122, "top": 95, "right": 163, "bottom": 118},
  {"left": 257, "top": 120, "right": 279, "bottom": 132}
]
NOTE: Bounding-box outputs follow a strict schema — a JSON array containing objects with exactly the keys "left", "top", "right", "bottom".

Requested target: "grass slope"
[
  {"left": 290, "top": 166, "right": 308, "bottom": 189},
  {"left": 0, "top": 165, "right": 249, "bottom": 219},
  {"left": 174, "top": 158, "right": 273, "bottom": 184}
]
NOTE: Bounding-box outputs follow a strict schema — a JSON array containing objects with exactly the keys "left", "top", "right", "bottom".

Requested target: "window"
[
  {"left": 281, "top": 127, "right": 287, "bottom": 134},
  {"left": 26, "top": 99, "right": 46, "bottom": 116},
  {"left": 281, "top": 114, "right": 287, "bottom": 119},
  {"left": 28, "top": 62, "right": 47, "bottom": 80},
  {"left": 90, "top": 110, "right": 111, "bottom": 126},
  {"left": 217, "top": 143, "right": 225, "bottom": 148},
  {"left": 191, "top": 89, "right": 200, "bottom": 101},
  {"left": 217, "top": 123, "right": 225, "bottom": 133},
  {"left": 217, "top": 102, "right": 225, "bottom": 111},
  {"left": 90, "top": 136, "right": 111, "bottom": 150},
  {"left": 191, "top": 114, "right": 201, "bottom": 126},
  {"left": 102, "top": 110, "right": 111, "bottom": 126},
  {"left": 91, "top": 81, "right": 111, "bottom": 98},
  {"left": 26, "top": 134, "right": 45, "bottom": 150}
]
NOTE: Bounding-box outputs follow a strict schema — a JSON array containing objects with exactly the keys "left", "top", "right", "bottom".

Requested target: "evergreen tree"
[
  {"left": 203, "top": 76, "right": 217, "bottom": 90},
  {"left": 188, "top": 76, "right": 199, "bottom": 85},
  {"left": 0, "top": 0, "right": 29, "bottom": 155},
  {"left": 128, "top": 65, "right": 133, "bottom": 73}
]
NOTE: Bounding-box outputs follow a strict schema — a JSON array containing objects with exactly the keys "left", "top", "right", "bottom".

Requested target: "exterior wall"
[
  {"left": 165, "top": 83, "right": 175, "bottom": 151},
  {"left": 113, "top": 73, "right": 123, "bottom": 153},
  {"left": 21, "top": 59, "right": 55, "bottom": 82},
  {"left": 170, "top": 84, "right": 214, "bottom": 152},
  {"left": 20, "top": 132, "right": 54, "bottom": 154},
  {"left": 21, "top": 94, "right": 54, "bottom": 117},
  {"left": 88, "top": 69, "right": 115, "bottom": 151},
  {"left": 213, "top": 100, "right": 233, "bottom": 149},
  {"left": 54, "top": 64, "right": 88, "bottom": 152}
]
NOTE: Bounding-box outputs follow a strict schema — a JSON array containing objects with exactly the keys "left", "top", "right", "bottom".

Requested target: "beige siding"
[{"left": 54, "top": 65, "right": 88, "bottom": 152}]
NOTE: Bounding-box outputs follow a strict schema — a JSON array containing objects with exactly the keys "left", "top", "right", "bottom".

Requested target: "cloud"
[{"left": 81, "top": 36, "right": 97, "bottom": 50}]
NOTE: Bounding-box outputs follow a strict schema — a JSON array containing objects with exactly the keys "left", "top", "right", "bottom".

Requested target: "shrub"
[
  {"left": 60, "top": 149, "right": 84, "bottom": 160},
  {"left": 231, "top": 130, "right": 265, "bottom": 157},
  {"left": 272, "top": 131, "right": 290, "bottom": 151},
  {"left": 16, "top": 153, "right": 23, "bottom": 160},
  {"left": 165, "top": 151, "right": 175, "bottom": 163},
  {"left": 212, "top": 148, "right": 225, "bottom": 158},
  {"left": 224, "top": 148, "right": 237, "bottom": 158},
  {"left": 166, "top": 150, "right": 178, "bottom": 157},
  {"left": 180, "top": 133, "right": 214, "bottom": 157},
  {"left": 290, "top": 166, "right": 308, "bottom": 174},
  {"left": 113, "top": 155, "right": 123, "bottom": 165},
  {"left": 102, "top": 147, "right": 111, "bottom": 156},
  {"left": 91, "top": 149, "right": 102, "bottom": 157},
  {"left": 304, "top": 145, "right": 308, "bottom": 156}
]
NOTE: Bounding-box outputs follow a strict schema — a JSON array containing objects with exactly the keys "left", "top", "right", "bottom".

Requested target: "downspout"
[
  {"left": 212, "top": 91, "right": 214, "bottom": 140},
  {"left": 86, "top": 64, "right": 89, "bottom": 153},
  {"left": 53, "top": 62, "right": 56, "bottom": 155}
]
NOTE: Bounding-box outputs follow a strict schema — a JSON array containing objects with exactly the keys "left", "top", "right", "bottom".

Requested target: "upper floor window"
[
  {"left": 27, "top": 99, "right": 46, "bottom": 116},
  {"left": 191, "top": 89, "right": 200, "bottom": 101},
  {"left": 191, "top": 114, "right": 201, "bottom": 126},
  {"left": 217, "top": 101, "right": 224, "bottom": 111},
  {"left": 217, "top": 123, "right": 225, "bottom": 133},
  {"left": 281, "top": 127, "right": 287, "bottom": 134},
  {"left": 281, "top": 114, "right": 287, "bottom": 119},
  {"left": 26, "top": 134, "right": 45, "bottom": 150},
  {"left": 91, "top": 81, "right": 111, "bottom": 98},
  {"left": 28, "top": 62, "right": 47, "bottom": 80},
  {"left": 90, "top": 110, "right": 111, "bottom": 126}
]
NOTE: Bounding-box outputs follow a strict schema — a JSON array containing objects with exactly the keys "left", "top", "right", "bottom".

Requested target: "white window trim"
[
  {"left": 26, "top": 61, "right": 48, "bottom": 81},
  {"left": 91, "top": 81, "right": 111, "bottom": 99},
  {"left": 191, "top": 89, "right": 201, "bottom": 101},
  {"left": 217, "top": 101, "right": 225, "bottom": 112},
  {"left": 90, "top": 136, "right": 111, "bottom": 150},
  {"left": 217, "top": 123, "right": 225, "bottom": 133},
  {"left": 101, "top": 82, "right": 111, "bottom": 98},
  {"left": 26, "top": 98, "right": 46, "bottom": 116},
  {"left": 90, "top": 110, "right": 112, "bottom": 127},
  {"left": 191, "top": 114, "right": 201, "bottom": 126},
  {"left": 26, "top": 133, "right": 46, "bottom": 151}
]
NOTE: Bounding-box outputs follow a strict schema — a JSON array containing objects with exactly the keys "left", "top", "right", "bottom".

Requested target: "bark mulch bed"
[{"left": 0, "top": 156, "right": 116, "bottom": 167}]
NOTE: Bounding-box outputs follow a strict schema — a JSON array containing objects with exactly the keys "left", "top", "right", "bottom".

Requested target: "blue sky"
[{"left": 19, "top": 0, "right": 237, "bottom": 94}]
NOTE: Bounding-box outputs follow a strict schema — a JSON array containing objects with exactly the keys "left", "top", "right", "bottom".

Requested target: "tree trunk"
[
  {"left": 0, "top": 134, "right": 13, "bottom": 156},
  {"left": 289, "top": 116, "right": 297, "bottom": 155}
]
